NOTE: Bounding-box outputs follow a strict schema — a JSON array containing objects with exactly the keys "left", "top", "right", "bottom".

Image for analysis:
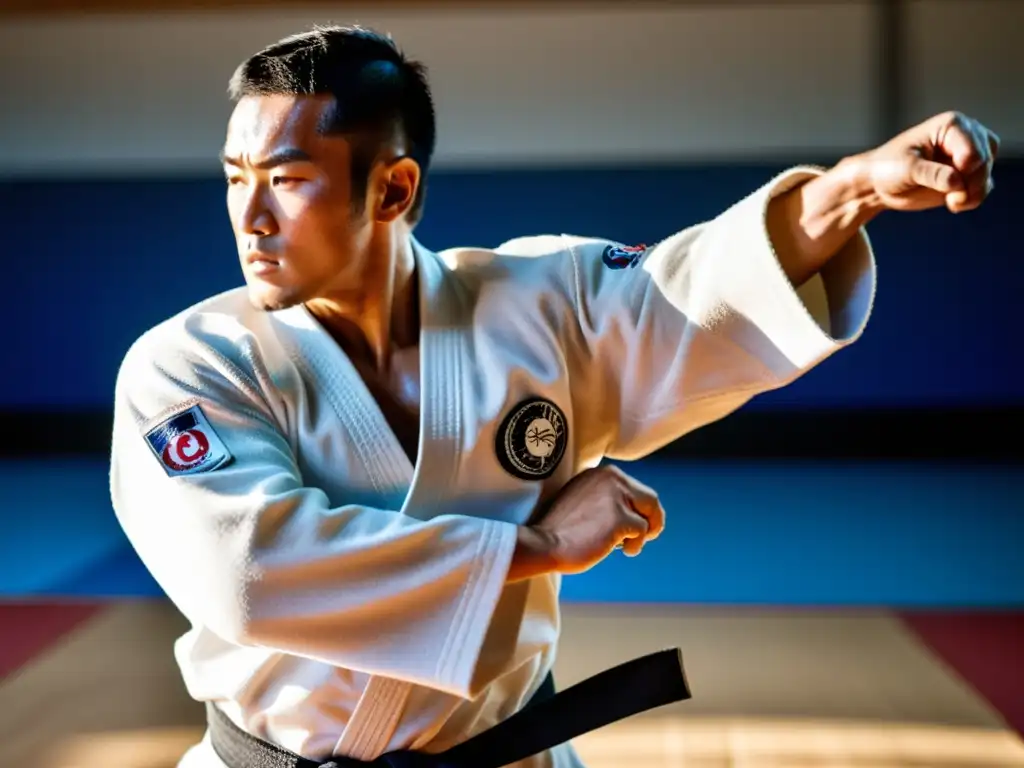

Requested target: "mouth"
[
  {"left": 246, "top": 252, "right": 283, "bottom": 277},
  {"left": 246, "top": 252, "right": 279, "bottom": 266}
]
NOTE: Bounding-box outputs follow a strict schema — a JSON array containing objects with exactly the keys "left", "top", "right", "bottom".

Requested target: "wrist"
[
  {"left": 767, "top": 157, "right": 883, "bottom": 286},
  {"left": 827, "top": 154, "right": 888, "bottom": 225},
  {"left": 507, "top": 526, "right": 559, "bottom": 583}
]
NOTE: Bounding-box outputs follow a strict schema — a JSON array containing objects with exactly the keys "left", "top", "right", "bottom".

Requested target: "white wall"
[
  {"left": 0, "top": 0, "right": 1019, "bottom": 178},
  {"left": 903, "top": 0, "right": 1024, "bottom": 140}
]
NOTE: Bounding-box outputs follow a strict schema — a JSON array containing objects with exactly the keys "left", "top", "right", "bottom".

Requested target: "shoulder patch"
[
  {"left": 602, "top": 243, "right": 647, "bottom": 270},
  {"left": 144, "top": 404, "right": 233, "bottom": 477}
]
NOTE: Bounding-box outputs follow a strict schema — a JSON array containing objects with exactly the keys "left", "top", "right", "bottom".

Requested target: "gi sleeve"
[
  {"left": 109, "top": 320, "right": 517, "bottom": 700},
  {"left": 562, "top": 166, "right": 877, "bottom": 460}
]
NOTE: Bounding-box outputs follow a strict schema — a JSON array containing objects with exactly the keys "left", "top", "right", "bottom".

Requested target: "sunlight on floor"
[
  {"left": 572, "top": 716, "right": 1024, "bottom": 767},
  {"left": 34, "top": 718, "right": 1024, "bottom": 768},
  {"left": 7, "top": 602, "right": 1022, "bottom": 768}
]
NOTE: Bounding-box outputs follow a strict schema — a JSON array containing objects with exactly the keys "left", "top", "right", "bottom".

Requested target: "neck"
[{"left": 306, "top": 229, "right": 419, "bottom": 374}]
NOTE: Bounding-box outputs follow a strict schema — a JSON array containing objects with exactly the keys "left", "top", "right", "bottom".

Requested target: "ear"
[{"left": 374, "top": 156, "right": 421, "bottom": 224}]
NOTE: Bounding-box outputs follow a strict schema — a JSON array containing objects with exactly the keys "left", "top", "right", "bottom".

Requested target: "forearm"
[{"left": 766, "top": 156, "right": 886, "bottom": 287}]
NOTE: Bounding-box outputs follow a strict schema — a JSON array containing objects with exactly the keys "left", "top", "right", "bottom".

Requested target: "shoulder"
[
  {"left": 435, "top": 234, "right": 570, "bottom": 276},
  {"left": 117, "top": 286, "right": 267, "bottom": 392},
  {"left": 437, "top": 233, "right": 645, "bottom": 287}
]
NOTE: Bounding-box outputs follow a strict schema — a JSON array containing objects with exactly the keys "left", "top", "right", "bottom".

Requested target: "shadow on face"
[{"left": 221, "top": 94, "right": 370, "bottom": 312}]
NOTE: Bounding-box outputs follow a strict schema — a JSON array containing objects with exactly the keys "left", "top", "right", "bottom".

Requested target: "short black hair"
[{"left": 228, "top": 24, "right": 436, "bottom": 225}]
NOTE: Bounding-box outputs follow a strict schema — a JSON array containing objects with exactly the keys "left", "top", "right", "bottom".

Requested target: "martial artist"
[{"left": 109, "top": 24, "right": 999, "bottom": 768}]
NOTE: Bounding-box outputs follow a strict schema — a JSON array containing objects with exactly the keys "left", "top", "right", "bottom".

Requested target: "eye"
[
  {"left": 272, "top": 176, "right": 303, "bottom": 188},
  {"left": 225, "top": 174, "right": 244, "bottom": 186}
]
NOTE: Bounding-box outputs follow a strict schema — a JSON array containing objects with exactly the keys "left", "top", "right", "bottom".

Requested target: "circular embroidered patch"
[{"left": 495, "top": 398, "right": 569, "bottom": 481}]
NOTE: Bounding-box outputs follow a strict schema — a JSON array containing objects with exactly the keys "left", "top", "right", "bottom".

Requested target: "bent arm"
[{"left": 110, "top": 333, "right": 517, "bottom": 700}]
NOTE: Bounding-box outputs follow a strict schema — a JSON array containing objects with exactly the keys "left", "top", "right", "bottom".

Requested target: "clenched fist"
[
  {"left": 857, "top": 110, "right": 999, "bottom": 214},
  {"left": 767, "top": 110, "right": 999, "bottom": 287},
  {"left": 507, "top": 465, "right": 665, "bottom": 582}
]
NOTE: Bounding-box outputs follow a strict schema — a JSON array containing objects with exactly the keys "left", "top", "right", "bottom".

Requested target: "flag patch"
[
  {"left": 144, "top": 404, "right": 233, "bottom": 477},
  {"left": 602, "top": 243, "right": 647, "bottom": 270}
]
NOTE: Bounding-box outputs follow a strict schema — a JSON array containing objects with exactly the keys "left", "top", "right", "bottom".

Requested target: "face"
[{"left": 221, "top": 94, "right": 416, "bottom": 312}]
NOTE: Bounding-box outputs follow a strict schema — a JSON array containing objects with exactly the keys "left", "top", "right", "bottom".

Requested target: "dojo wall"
[
  {"left": 1, "top": 0, "right": 1021, "bottom": 605},
  {"left": 2, "top": 0, "right": 1022, "bottom": 413}
]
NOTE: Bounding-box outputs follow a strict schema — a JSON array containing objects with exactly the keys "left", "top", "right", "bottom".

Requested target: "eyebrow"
[{"left": 219, "top": 147, "right": 313, "bottom": 170}]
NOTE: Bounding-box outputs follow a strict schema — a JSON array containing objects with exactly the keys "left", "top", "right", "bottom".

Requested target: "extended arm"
[{"left": 563, "top": 112, "right": 998, "bottom": 461}]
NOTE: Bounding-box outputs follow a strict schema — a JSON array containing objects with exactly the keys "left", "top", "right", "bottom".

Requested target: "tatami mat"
[{"left": 1, "top": 601, "right": 1021, "bottom": 767}]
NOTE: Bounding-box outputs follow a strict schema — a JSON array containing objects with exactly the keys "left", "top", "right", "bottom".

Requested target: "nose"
[{"left": 237, "top": 185, "right": 278, "bottom": 238}]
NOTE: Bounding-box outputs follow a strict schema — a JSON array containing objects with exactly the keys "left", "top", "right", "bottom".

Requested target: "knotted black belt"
[{"left": 207, "top": 648, "right": 691, "bottom": 768}]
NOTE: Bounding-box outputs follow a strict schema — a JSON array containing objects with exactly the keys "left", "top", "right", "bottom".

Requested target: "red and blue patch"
[
  {"left": 602, "top": 243, "right": 647, "bottom": 270},
  {"left": 144, "top": 404, "right": 233, "bottom": 477}
]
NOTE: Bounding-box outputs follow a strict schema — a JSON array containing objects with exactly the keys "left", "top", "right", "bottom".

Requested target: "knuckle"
[
  {"left": 601, "top": 464, "right": 625, "bottom": 480},
  {"left": 941, "top": 109, "right": 965, "bottom": 127}
]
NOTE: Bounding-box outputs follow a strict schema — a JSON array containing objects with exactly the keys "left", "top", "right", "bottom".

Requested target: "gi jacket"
[{"left": 110, "top": 167, "right": 876, "bottom": 767}]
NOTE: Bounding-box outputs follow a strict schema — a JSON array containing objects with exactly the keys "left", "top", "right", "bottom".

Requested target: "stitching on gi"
[
  {"left": 349, "top": 677, "right": 408, "bottom": 758},
  {"left": 436, "top": 516, "right": 495, "bottom": 688},
  {"left": 563, "top": 236, "right": 584, "bottom": 327}
]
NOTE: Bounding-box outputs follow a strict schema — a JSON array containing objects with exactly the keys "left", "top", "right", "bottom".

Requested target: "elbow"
[
  {"left": 207, "top": 604, "right": 255, "bottom": 648},
  {"left": 168, "top": 565, "right": 260, "bottom": 648},
  {"left": 213, "top": 574, "right": 264, "bottom": 647}
]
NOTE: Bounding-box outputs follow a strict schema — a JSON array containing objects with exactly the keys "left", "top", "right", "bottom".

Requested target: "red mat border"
[
  {"left": 0, "top": 602, "right": 106, "bottom": 679},
  {"left": 899, "top": 611, "right": 1023, "bottom": 737}
]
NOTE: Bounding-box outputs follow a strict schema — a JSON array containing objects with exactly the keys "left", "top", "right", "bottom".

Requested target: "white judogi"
[{"left": 109, "top": 167, "right": 876, "bottom": 768}]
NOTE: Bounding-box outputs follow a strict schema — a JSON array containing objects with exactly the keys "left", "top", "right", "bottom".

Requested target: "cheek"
[
  {"left": 275, "top": 185, "right": 367, "bottom": 264},
  {"left": 289, "top": 195, "right": 357, "bottom": 243},
  {"left": 275, "top": 191, "right": 311, "bottom": 223},
  {"left": 277, "top": 191, "right": 344, "bottom": 245},
  {"left": 309, "top": 214, "right": 362, "bottom": 265}
]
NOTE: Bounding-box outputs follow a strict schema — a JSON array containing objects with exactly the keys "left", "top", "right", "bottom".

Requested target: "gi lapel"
[
  {"left": 401, "top": 239, "right": 470, "bottom": 517},
  {"left": 271, "top": 239, "right": 470, "bottom": 760},
  {"left": 272, "top": 306, "right": 415, "bottom": 496},
  {"left": 333, "top": 242, "right": 473, "bottom": 760},
  {"left": 269, "top": 239, "right": 466, "bottom": 513}
]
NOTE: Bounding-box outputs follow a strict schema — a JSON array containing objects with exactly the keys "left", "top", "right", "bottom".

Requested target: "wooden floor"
[{"left": 1, "top": 601, "right": 1021, "bottom": 768}]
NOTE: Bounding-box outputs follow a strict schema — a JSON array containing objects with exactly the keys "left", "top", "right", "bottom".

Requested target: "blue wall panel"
[{"left": 3, "top": 161, "right": 1019, "bottom": 410}]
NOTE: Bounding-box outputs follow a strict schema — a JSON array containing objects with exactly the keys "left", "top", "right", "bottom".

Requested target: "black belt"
[{"left": 207, "top": 648, "right": 691, "bottom": 768}]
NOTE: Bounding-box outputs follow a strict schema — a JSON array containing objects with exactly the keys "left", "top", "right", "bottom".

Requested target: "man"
[{"left": 109, "top": 23, "right": 998, "bottom": 768}]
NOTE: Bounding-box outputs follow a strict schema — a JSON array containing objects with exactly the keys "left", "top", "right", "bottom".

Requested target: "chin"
[{"left": 247, "top": 284, "right": 303, "bottom": 313}]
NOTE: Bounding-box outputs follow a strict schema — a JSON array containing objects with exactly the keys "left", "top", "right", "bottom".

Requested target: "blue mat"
[{"left": 7, "top": 458, "right": 1022, "bottom": 607}]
